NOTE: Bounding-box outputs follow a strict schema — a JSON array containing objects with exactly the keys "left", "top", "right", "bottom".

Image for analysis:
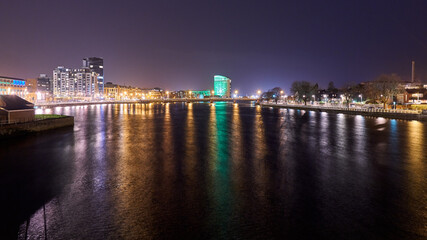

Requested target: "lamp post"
[
  {"left": 312, "top": 94, "right": 315, "bottom": 104},
  {"left": 189, "top": 90, "right": 192, "bottom": 99},
  {"left": 257, "top": 90, "right": 261, "bottom": 98},
  {"left": 359, "top": 94, "right": 362, "bottom": 103},
  {"left": 166, "top": 91, "right": 169, "bottom": 99}
]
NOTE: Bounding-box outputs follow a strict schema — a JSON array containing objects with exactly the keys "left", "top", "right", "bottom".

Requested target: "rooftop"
[{"left": 0, "top": 95, "right": 34, "bottom": 111}]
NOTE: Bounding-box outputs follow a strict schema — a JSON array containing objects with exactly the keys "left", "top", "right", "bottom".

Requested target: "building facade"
[
  {"left": 192, "top": 90, "right": 212, "bottom": 98},
  {"left": 104, "top": 82, "right": 120, "bottom": 100},
  {"left": 400, "top": 83, "right": 427, "bottom": 104},
  {"left": 104, "top": 82, "right": 145, "bottom": 100},
  {"left": 37, "top": 74, "right": 51, "bottom": 93},
  {"left": 25, "top": 78, "right": 37, "bottom": 103},
  {"left": 0, "top": 76, "right": 27, "bottom": 97},
  {"left": 53, "top": 66, "right": 71, "bottom": 97},
  {"left": 214, "top": 75, "right": 231, "bottom": 98},
  {"left": 53, "top": 66, "right": 98, "bottom": 99},
  {"left": 83, "top": 57, "right": 104, "bottom": 96}
]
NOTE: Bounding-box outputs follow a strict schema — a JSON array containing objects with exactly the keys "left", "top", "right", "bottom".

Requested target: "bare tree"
[
  {"left": 340, "top": 83, "right": 362, "bottom": 108},
  {"left": 291, "top": 81, "right": 318, "bottom": 105},
  {"left": 364, "top": 74, "right": 403, "bottom": 108}
]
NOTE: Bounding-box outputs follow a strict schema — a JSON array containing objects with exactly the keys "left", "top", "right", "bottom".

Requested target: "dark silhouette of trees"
[
  {"left": 261, "top": 87, "right": 284, "bottom": 102},
  {"left": 364, "top": 74, "right": 404, "bottom": 108},
  {"left": 340, "top": 83, "right": 362, "bottom": 108},
  {"left": 327, "top": 81, "right": 338, "bottom": 95},
  {"left": 291, "top": 81, "right": 318, "bottom": 105}
]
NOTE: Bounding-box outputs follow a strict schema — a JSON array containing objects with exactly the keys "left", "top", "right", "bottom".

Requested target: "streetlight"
[
  {"left": 359, "top": 94, "right": 362, "bottom": 103},
  {"left": 189, "top": 90, "right": 192, "bottom": 99},
  {"left": 211, "top": 90, "right": 215, "bottom": 97},
  {"left": 166, "top": 91, "right": 169, "bottom": 99},
  {"left": 234, "top": 90, "right": 238, "bottom": 98}
]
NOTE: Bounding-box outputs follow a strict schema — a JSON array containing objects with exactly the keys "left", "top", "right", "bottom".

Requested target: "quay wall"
[
  {"left": 0, "top": 117, "right": 74, "bottom": 138},
  {"left": 36, "top": 99, "right": 256, "bottom": 108},
  {"left": 262, "top": 103, "right": 427, "bottom": 121}
]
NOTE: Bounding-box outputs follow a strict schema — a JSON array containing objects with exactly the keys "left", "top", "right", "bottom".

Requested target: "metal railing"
[{"left": 262, "top": 102, "right": 422, "bottom": 114}]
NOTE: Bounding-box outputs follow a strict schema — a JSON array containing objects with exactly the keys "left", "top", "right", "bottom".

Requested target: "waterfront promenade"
[
  {"left": 262, "top": 102, "right": 427, "bottom": 121},
  {"left": 34, "top": 99, "right": 427, "bottom": 121},
  {"left": 35, "top": 98, "right": 257, "bottom": 108}
]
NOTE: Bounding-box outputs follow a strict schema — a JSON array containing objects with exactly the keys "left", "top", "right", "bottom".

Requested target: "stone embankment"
[
  {"left": 262, "top": 103, "right": 427, "bottom": 121},
  {"left": 0, "top": 116, "right": 74, "bottom": 138},
  {"left": 35, "top": 98, "right": 257, "bottom": 108}
]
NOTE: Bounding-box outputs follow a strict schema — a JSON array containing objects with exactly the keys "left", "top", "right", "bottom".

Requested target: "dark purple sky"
[{"left": 1, "top": 0, "right": 426, "bottom": 95}]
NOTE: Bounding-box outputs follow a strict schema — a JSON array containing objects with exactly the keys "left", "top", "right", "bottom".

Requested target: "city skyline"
[{"left": 0, "top": 1, "right": 426, "bottom": 94}]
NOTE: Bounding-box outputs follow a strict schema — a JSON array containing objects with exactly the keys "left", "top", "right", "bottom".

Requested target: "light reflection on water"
[{"left": 0, "top": 103, "right": 425, "bottom": 239}]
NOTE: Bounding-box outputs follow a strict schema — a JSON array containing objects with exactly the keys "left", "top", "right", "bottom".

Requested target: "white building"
[{"left": 53, "top": 66, "right": 99, "bottom": 98}]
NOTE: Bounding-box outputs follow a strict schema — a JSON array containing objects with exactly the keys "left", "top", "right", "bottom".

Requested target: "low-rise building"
[
  {"left": 25, "top": 78, "right": 37, "bottom": 103},
  {"left": 401, "top": 82, "right": 427, "bottom": 104},
  {"left": 192, "top": 90, "right": 212, "bottom": 98},
  {"left": 0, "top": 95, "right": 35, "bottom": 124},
  {"left": 0, "top": 76, "right": 27, "bottom": 97}
]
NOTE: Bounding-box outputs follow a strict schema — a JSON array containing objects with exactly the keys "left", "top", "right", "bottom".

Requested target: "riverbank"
[
  {"left": 0, "top": 115, "right": 74, "bottom": 139},
  {"left": 35, "top": 98, "right": 256, "bottom": 108},
  {"left": 262, "top": 103, "right": 427, "bottom": 121}
]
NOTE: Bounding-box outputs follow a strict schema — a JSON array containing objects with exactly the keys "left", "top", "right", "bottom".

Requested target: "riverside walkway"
[
  {"left": 35, "top": 98, "right": 257, "bottom": 108},
  {"left": 262, "top": 102, "right": 427, "bottom": 121}
]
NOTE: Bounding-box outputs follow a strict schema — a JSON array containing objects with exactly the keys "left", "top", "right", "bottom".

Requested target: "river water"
[{"left": 0, "top": 102, "right": 425, "bottom": 239}]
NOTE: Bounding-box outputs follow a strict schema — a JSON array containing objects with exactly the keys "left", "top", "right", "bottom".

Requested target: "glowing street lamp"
[
  {"left": 234, "top": 90, "right": 238, "bottom": 98},
  {"left": 189, "top": 90, "right": 192, "bottom": 99},
  {"left": 166, "top": 91, "right": 169, "bottom": 99},
  {"left": 359, "top": 94, "right": 363, "bottom": 103}
]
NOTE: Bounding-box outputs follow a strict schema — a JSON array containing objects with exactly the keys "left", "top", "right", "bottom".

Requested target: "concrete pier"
[{"left": 0, "top": 116, "right": 74, "bottom": 138}]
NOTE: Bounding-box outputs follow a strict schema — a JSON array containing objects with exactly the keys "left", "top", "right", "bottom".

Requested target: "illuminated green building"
[
  {"left": 213, "top": 75, "right": 231, "bottom": 98},
  {"left": 192, "top": 90, "right": 211, "bottom": 98}
]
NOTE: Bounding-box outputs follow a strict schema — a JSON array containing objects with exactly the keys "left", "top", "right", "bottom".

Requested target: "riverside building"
[
  {"left": 53, "top": 66, "right": 99, "bottom": 99},
  {"left": 0, "top": 76, "right": 27, "bottom": 97},
  {"left": 214, "top": 75, "right": 231, "bottom": 98},
  {"left": 37, "top": 74, "right": 51, "bottom": 94},
  {"left": 83, "top": 57, "right": 104, "bottom": 96}
]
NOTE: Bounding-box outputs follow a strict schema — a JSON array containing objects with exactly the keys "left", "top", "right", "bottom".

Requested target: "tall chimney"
[{"left": 411, "top": 60, "right": 415, "bottom": 83}]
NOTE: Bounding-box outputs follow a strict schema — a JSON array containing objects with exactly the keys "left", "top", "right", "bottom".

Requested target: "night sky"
[{"left": 1, "top": 0, "right": 426, "bottom": 95}]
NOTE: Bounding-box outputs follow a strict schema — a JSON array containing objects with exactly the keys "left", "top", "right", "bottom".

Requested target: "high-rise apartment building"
[
  {"left": 213, "top": 75, "right": 231, "bottom": 98},
  {"left": 53, "top": 66, "right": 71, "bottom": 97},
  {"left": 72, "top": 68, "right": 99, "bottom": 97},
  {"left": 83, "top": 57, "right": 104, "bottom": 96},
  {"left": 53, "top": 66, "right": 98, "bottom": 98}
]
